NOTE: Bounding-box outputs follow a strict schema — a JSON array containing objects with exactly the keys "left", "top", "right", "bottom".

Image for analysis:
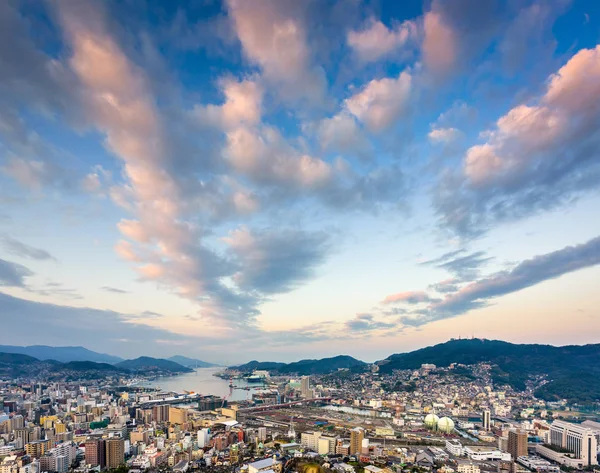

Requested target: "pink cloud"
[
  {"left": 422, "top": 10, "right": 456, "bottom": 75},
  {"left": 383, "top": 291, "right": 433, "bottom": 305},
  {"left": 347, "top": 18, "right": 417, "bottom": 63}
]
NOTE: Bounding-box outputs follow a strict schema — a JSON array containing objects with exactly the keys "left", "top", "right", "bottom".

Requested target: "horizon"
[
  {"left": 1, "top": 0, "right": 600, "bottom": 362},
  {"left": 4, "top": 337, "right": 600, "bottom": 366}
]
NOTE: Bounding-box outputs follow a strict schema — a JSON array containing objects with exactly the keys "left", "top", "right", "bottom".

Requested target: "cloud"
[
  {"left": 0, "top": 258, "right": 33, "bottom": 287},
  {"left": 430, "top": 235, "right": 600, "bottom": 318},
  {"left": 224, "top": 125, "right": 333, "bottom": 190},
  {"left": 0, "top": 235, "right": 55, "bottom": 261},
  {"left": 436, "top": 44, "right": 600, "bottom": 237},
  {"left": 345, "top": 313, "right": 396, "bottom": 332},
  {"left": 428, "top": 127, "right": 463, "bottom": 144},
  {"left": 223, "top": 227, "right": 330, "bottom": 294},
  {"left": 315, "top": 112, "right": 370, "bottom": 158},
  {"left": 347, "top": 18, "right": 417, "bottom": 63},
  {"left": 0, "top": 291, "right": 197, "bottom": 357},
  {"left": 101, "top": 286, "right": 129, "bottom": 294},
  {"left": 392, "top": 235, "right": 600, "bottom": 328},
  {"left": 193, "top": 77, "right": 263, "bottom": 130},
  {"left": 421, "top": 250, "right": 492, "bottom": 280},
  {"left": 225, "top": 0, "right": 326, "bottom": 105},
  {"left": 382, "top": 291, "right": 438, "bottom": 305},
  {"left": 422, "top": 9, "right": 457, "bottom": 76},
  {"left": 345, "top": 71, "right": 412, "bottom": 132}
]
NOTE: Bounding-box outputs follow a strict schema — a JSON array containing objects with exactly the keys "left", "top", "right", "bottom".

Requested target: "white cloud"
[
  {"left": 428, "top": 127, "right": 462, "bottom": 144},
  {"left": 225, "top": 0, "right": 326, "bottom": 104},
  {"left": 347, "top": 18, "right": 416, "bottom": 63},
  {"left": 345, "top": 71, "right": 412, "bottom": 132}
]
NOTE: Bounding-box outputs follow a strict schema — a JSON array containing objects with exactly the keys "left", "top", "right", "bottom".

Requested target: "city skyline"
[{"left": 1, "top": 0, "right": 600, "bottom": 361}]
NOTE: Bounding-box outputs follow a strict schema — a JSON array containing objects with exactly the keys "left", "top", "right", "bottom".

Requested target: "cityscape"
[
  {"left": 1, "top": 2, "right": 600, "bottom": 473},
  {"left": 0, "top": 339, "right": 599, "bottom": 473}
]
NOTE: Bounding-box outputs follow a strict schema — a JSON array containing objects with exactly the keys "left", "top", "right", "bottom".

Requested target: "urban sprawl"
[{"left": 1, "top": 362, "right": 599, "bottom": 473}]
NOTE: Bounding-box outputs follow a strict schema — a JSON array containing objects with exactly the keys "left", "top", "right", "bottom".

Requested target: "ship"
[{"left": 246, "top": 374, "right": 264, "bottom": 383}]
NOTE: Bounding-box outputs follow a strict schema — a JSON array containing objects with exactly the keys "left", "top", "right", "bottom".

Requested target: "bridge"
[{"left": 237, "top": 397, "right": 333, "bottom": 413}]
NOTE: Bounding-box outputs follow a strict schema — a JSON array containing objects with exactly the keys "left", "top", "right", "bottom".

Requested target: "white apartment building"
[
  {"left": 550, "top": 420, "right": 598, "bottom": 466},
  {"left": 300, "top": 431, "right": 322, "bottom": 451},
  {"left": 446, "top": 440, "right": 464, "bottom": 456},
  {"left": 317, "top": 436, "right": 337, "bottom": 455}
]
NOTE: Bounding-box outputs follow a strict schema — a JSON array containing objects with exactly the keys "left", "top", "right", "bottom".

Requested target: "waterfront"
[{"left": 143, "top": 367, "right": 265, "bottom": 402}]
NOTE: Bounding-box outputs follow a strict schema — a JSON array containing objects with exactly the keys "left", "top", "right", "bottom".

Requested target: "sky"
[{"left": 1, "top": 0, "right": 600, "bottom": 365}]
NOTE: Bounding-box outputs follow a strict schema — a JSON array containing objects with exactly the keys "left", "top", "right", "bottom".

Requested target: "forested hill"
[
  {"left": 377, "top": 338, "right": 600, "bottom": 403},
  {"left": 232, "top": 355, "right": 367, "bottom": 375}
]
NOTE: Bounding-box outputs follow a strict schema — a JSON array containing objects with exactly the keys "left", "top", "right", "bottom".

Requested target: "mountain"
[
  {"left": 0, "top": 353, "right": 126, "bottom": 380},
  {"left": 0, "top": 345, "right": 123, "bottom": 364},
  {"left": 116, "top": 356, "right": 192, "bottom": 373},
  {"left": 377, "top": 338, "right": 600, "bottom": 403},
  {"left": 232, "top": 355, "right": 367, "bottom": 375},
  {"left": 61, "top": 361, "right": 127, "bottom": 372},
  {"left": 167, "top": 355, "right": 219, "bottom": 368}
]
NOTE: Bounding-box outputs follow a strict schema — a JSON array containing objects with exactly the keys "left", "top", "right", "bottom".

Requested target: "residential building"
[
  {"left": 350, "top": 427, "right": 364, "bottom": 456},
  {"left": 508, "top": 430, "right": 528, "bottom": 460},
  {"left": 85, "top": 439, "right": 106, "bottom": 468},
  {"left": 106, "top": 438, "right": 125, "bottom": 469},
  {"left": 483, "top": 410, "right": 491, "bottom": 431},
  {"left": 301, "top": 376, "right": 311, "bottom": 399}
]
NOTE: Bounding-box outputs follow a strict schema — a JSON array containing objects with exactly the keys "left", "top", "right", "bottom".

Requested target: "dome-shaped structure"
[
  {"left": 424, "top": 414, "right": 439, "bottom": 429},
  {"left": 438, "top": 417, "right": 455, "bottom": 433}
]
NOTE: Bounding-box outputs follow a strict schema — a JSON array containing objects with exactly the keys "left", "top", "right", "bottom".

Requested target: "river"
[{"left": 142, "top": 367, "right": 265, "bottom": 402}]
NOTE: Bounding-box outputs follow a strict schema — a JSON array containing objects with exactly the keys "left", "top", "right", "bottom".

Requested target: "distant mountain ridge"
[
  {"left": 232, "top": 355, "right": 367, "bottom": 375},
  {"left": 116, "top": 356, "right": 193, "bottom": 373},
  {"left": 167, "top": 355, "right": 218, "bottom": 368},
  {"left": 0, "top": 353, "right": 190, "bottom": 379},
  {"left": 0, "top": 345, "right": 123, "bottom": 364}
]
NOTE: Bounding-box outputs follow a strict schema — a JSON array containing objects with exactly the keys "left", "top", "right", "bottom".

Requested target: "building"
[
  {"left": 85, "top": 439, "right": 106, "bottom": 468},
  {"left": 301, "top": 432, "right": 322, "bottom": 451},
  {"left": 549, "top": 420, "right": 598, "bottom": 466},
  {"left": 169, "top": 407, "right": 187, "bottom": 425},
  {"left": 130, "top": 429, "right": 150, "bottom": 444},
  {"left": 301, "top": 376, "right": 311, "bottom": 399},
  {"left": 483, "top": 410, "right": 491, "bottom": 431},
  {"left": 350, "top": 427, "right": 364, "bottom": 455},
  {"left": 446, "top": 439, "right": 464, "bottom": 456},
  {"left": 25, "top": 441, "right": 49, "bottom": 459},
  {"left": 248, "top": 457, "right": 282, "bottom": 473},
  {"left": 106, "top": 438, "right": 125, "bottom": 469},
  {"left": 152, "top": 404, "right": 169, "bottom": 423},
  {"left": 197, "top": 428, "right": 210, "bottom": 448},
  {"left": 318, "top": 436, "right": 337, "bottom": 455},
  {"left": 508, "top": 429, "right": 528, "bottom": 460},
  {"left": 257, "top": 427, "right": 267, "bottom": 442},
  {"left": 464, "top": 446, "right": 511, "bottom": 461},
  {"left": 457, "top": 463, "right": 480, "bottom": 473},
  {"left": 517, "top": 455, "right": 560, "bottom": 473}
]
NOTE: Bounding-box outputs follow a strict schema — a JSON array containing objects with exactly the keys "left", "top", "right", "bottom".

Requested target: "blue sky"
[{"left": 1, "top": 0, "right": 600, "bottom": 364}]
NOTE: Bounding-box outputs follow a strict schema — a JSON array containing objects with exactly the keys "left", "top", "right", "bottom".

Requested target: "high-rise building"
[
  {"left": 197, "top": 428, "right": 210, "bottom": 448},
  {"left": 483, "top": 410, "right": 491, "bottom": 431},
  {"left": 317, "top": 436, "right": 337, "bottom": 455},
  {"left": 257, "top": 427, "right": 267, "bottom": 442},
  {"left": 301, "top": 376, "right": 311, "bottom": 399},
  {"left": 550, "top": 420, "right": 598, "bottom": 466},
  {"left": 169, "top": 407, "right": 188, "bottom": 425},
  {"left": 106, "top": 438, "right": 125, "bottom": 469},
  {"left": 350, "top": 427, "right": 364, "bottom": 455},
  {"left": 85, "top": 439, "right": 106, "bottom": 468},
  {"left": 507, "top": 429, "right": 528, "bottom": 460},
  {"left": 152, "top": 405, "right": 170, "bottom": 423}
]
